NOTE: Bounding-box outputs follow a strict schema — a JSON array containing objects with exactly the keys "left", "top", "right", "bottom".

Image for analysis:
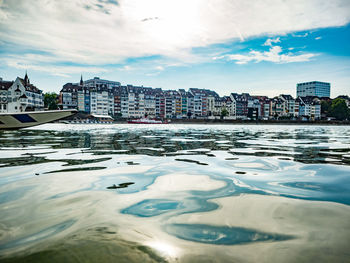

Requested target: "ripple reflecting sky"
[{"left": 0, "top": 124, "right": 350, "bottom": 262}]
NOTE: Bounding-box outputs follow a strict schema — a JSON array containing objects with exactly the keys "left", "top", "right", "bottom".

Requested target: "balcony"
[{"left": 20, "top": 98, "right": 28, "bottom": 104}]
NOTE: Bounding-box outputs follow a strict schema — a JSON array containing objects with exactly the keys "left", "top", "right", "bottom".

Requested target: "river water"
[{"left": 0, "top": 124, "right": 349, "bottom": 262}]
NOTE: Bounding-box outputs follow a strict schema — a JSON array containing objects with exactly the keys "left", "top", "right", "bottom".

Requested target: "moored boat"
[
  {"left": 128, "top": 118, "right": 168, "bottom": 124},
  {"left": 0, "top": 109, "right": 77, "bottom": 129},
  {"left": 61, "top": 114, "right": 114, "bottom": 124}
]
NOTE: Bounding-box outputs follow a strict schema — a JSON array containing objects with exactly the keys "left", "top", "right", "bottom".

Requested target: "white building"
[
  {"left": 60, "top": 83, "right": 78, "bottom": 110},
  {"left": 279, "top": 94, "right": 298, "bottom": 118},
  {"left": 0, "top": 74, "right": 43, "bottom": 113},
  {"left": 90, "top": 89, "right": 112, "bottom": 116},
  {"left": 297, "top": 96, "right": 321, "bottom": 120},
  {"left": 144, "top": 92, "right": 156, "bottom": 118}
]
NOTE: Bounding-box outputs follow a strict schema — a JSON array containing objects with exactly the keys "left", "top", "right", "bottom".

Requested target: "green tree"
[
  {"left": 221, "top": 108, "right": 229, "bottom": 120},
  {"left": 321, "top": 100, "right": 331, "bottom": 115},
  {"left": 44, "top": 92, "right": 58, "bottom": 110},
  {"left": 329, "top": 98, "right": 349, "bottom": 120},
  {"left": 187, "top": 111, "right": 192, "bottom": 119}
]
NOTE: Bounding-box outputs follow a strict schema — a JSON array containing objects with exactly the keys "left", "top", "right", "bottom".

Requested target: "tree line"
[{"left": 321, "top": 98, "right": 350, "bottom": 121}]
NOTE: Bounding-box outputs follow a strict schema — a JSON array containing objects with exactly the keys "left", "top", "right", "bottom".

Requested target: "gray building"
[
  {"left": 296, "top": 81, "right": 330, "bottom": 98},
  {"left": 81, "top": 77, "right": 120, "bottom": 90}
]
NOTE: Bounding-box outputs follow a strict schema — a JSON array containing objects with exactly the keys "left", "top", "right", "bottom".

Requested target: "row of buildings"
[
  {"left": 0, "top": 73, "right": 335, "bottom": 121},
  {"left": 0, "top": 73, "right": 44, "bottom": 113},
  {"left": 59, "top": 77, "right": 331, "bottom": 120}
]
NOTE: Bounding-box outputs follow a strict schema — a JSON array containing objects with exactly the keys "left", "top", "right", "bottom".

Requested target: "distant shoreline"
[
  {"left": 62, "top": 113, "right": 350, "bottom": 125},
  {"left": 113, "top": 119, "right": 350, "bottom": 125}
]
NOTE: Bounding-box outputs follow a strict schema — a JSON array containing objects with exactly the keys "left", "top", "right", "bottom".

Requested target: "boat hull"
[{"left": 0, "top": 110, "right": 77, "bottom": 130}]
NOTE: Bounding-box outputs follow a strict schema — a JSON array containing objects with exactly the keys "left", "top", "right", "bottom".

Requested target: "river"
[{"left": 0, "top": 124, "right": 349, "bottom": 262}]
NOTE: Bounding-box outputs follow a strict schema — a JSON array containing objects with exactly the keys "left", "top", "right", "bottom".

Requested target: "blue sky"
[{"left": 0, "top": 0, "right": 350, "bottom": 97}]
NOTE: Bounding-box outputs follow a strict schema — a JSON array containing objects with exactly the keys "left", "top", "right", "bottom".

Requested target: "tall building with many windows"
[{"left": 296, "top": 81, "right": 330, "bottom": 98}]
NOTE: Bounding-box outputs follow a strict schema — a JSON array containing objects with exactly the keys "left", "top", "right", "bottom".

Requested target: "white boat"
[
  {"left": 0, "top": 109, "right": 77, "bottom": 129},
  {"left": 60, "top": 114, "right": 114, "bottom": 124},
  {"left": 128, "top": 118, "right": 168, "bottom": 124}
]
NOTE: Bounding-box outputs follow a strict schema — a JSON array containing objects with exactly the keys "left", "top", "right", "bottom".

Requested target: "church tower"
[
  {"left": 24, "top": 71, "right": 30, "bottom": 86},
  {"left": 80, "top": 75, "right": 84, "bottom": 86}
]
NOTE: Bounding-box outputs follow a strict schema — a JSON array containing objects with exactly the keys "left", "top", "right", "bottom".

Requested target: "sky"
[{"left": 0, "top": 0, "right": 350, "bottom": 98}]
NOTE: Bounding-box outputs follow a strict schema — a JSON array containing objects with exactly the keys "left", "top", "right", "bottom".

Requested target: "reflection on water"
[
  {"left": 1, "top": 220, "right": 76, "bottom": 250},
  {"left": 107, "top": 182, "right": 135, "bottom": 189},
  {"left": 0, "top": 124, "right": 350, "bottom": 262},
  {"left": 164, "top": 223, "right": 295, "bottom": 245}
]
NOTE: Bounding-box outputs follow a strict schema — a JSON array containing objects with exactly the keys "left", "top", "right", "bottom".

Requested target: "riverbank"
[
  {"left": 62, "top": 112, "right": 350, "bottom": 125},
  {"left": 112, "top": 119, "right": 350, "bottom": 125}
]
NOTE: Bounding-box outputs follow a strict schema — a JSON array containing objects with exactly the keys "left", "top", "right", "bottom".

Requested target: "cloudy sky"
[{"left": 0, "top": 0, "right": 350, "bottom": 97}]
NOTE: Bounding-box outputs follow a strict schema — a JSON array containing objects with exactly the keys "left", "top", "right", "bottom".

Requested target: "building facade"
[
  {"left": 0, "top": 73, "right": 44, "bottom": 113},
  {"left": 58, "top": 77, "right": 333, "bottom": 120},
  {"left": 297, "top": 96, "right": 321, "bottom": 120},
  {"left": 297, "top": 81, "right": 330, "bottom": 98}
]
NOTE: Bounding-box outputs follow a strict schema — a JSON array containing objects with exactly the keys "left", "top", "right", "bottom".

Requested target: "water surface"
[{"left": 0, "top": 124, "right": 350, "bottom": 262}]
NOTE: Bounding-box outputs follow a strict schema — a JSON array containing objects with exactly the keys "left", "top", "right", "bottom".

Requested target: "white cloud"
[
  {"left": 145, "top": 72, "right": 161, "bottom": 77},
  {"left": 315, "top": 36, "right": 322, "bottom": 40},
  {"left": 263, "top": 37, "right": 281, "bottom": 46},
  {"left": 118, "top": 65, "right": 134, "bottom": 71},
  {"left": 292, "top": 32, "right": 309, "bottom": 37},
  {"left": 155, "top": 66, "right": 164, "bottom": 71},
  {"left": 215, "top": 46, "right": 317, "bottom": 64},
  {"left": 4, "top": 57, "right": 109, "bottom": 77},
  {"left": 0, "top": 0, "right": 349, "bottom": 66}
]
